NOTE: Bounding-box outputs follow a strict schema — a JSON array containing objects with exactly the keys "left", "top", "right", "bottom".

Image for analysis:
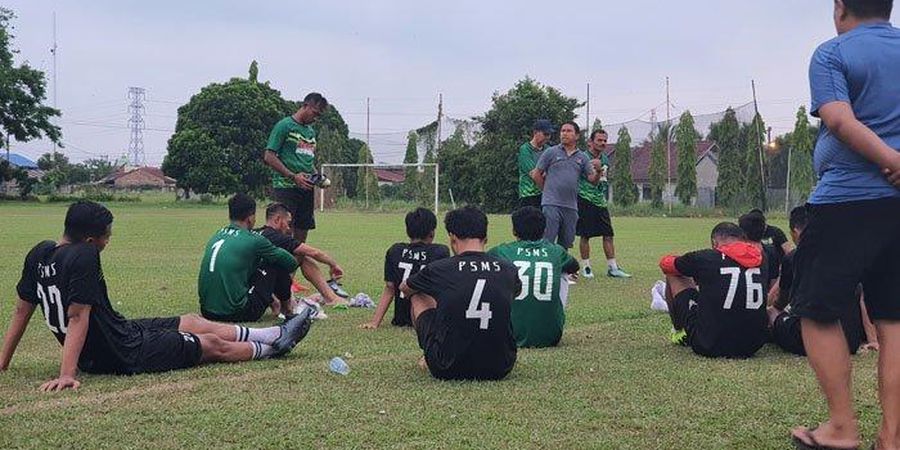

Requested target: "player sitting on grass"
[
  {"left": 0, "top": 201, "right": 311, "bottom": 392},
  {"left": 400, "top": 206, "right": 520, "bottom": 380},
  {"left": 361, "top": 207, "right": 450, "bottom": 329},
  {"left": 488, "top": 206, "right": 579, "bottom": 348},
  {"left": 738, "top": 210, "right": 783, "bottom": 288},
  {"left": 768, "top": 206, "right": 877, "bottom": 356},
  {"left": 659, "top": 222, "right": 770, "bottom": 358},
  {"left": 199, "top": 194, "right": 301, "bottom": 322},
  {"left": 257, "top": 202, "right": 347, "bottom": 311}
]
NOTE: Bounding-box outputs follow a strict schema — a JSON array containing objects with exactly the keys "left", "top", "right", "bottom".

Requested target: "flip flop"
[{"left": 791, "top": 427, "right": 859, "bottom": 450}]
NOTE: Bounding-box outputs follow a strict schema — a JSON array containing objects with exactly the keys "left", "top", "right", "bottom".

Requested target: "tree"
[
  {"left": 743, "top": 113, "right": 768, "bottom": 209},
  {"left": 790, "top": 106, "right": 816, "bottom": 203},
  {"left": 37, "top": 151, "right": 73, "bottom": 191},
  {"left": 710, "top": 108, "right": 743, "bottom": 208},
  {"left": 591, "top": 118, "right": 604, "bottom": 133},
  {"left": 674, "top": 111, "right": 700, "bottom": 205},
  {"left": 610, "top": 127, "right": 638, "bottom": 206},
  {"left": 468, "top": 78, "right": 582, "bottom": 212},
  {"left": 419, "top": 143, "right": 436, "bottom": 207},
  {"left": 163, "top": 129, "right": 236, "bottom": 196},
  {"left": 0, "top": 8, "right": 61, "bottom": 150},
  {"left": 649, "top": 125, "right": 669, "bottom": 208},
  {"left": 402, "top": 131, "right": 420, "bottom": 200},
  {"left": 342, "top": 138, "right": 364, "bottom": 198},
  {"left": 163, "top": 61, "right": 351, "bottom": 196},
  {"left": 437, "top": 128, "right": 476, "bottom": 205},
  {"left": 356, "top": 143, "right": 380, "bottom": 204}
]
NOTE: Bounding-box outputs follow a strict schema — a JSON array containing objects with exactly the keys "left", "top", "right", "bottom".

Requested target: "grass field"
[{"left": 0, "top": 201, "right": 883, "bottom": 449}]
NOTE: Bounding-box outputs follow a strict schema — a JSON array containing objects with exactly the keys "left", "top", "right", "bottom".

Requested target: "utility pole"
[
  {"left": 585, "top": 83, "right": 591, "bottom": 132},
  {"left": 751, "top": 80, "right": 768, "bottom": 211},
  {"left": 127, "top": 87, "right": 146, "bottom": 167},
  {"left": 365, "top": 97, "right": 371, "bottom": 148},
  {"left": 436, "top": 93, "right": 443, "bottom": 152},
  {"left": 666, "top": 76, "right": 672, "bottom": 213},
  {"left": 51, "top": 12, "right": 58, "bottom": 155}
]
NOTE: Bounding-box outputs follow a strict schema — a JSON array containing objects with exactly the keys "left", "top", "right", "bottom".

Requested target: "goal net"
[{"left": 319, "top": 163, "right": 440, "bottom": 214}]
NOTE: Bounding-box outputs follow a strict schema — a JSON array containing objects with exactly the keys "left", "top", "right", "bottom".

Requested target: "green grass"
[{"left": 0, "top": 202, "right": 882, "bottom": 449}]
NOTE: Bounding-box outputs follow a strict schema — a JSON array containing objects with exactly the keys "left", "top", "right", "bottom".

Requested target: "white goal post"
[{"left": 319, "top": 163, "right": 440, "bottom": 214}]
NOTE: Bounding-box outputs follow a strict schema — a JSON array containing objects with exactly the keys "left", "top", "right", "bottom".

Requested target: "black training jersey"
[
  {"left": 762, "top": 225, "right": 788, "bottom": 261},
  {"left": 406, "top": 251, "right": 519, "bottom": 374},
  {"left": 258, "top": 226, "right": 300, "bottom": 254},
  {"left": 383, "top": 242, "right": 450, "bottom": 326},
  {"left": 675, "top": 246, "right": 770, "bottom": 358},
  {"left": 16, "top": 241, "right": 141, "bottom": 373}
]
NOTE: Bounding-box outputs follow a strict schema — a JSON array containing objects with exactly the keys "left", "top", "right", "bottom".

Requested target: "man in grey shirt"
[{"left": 530, "top": 121, "right": 602, "bottom": 249}]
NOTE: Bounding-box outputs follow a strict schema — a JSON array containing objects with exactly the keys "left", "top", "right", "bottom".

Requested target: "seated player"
[
  {"left": 361, "top": 208, "right": 450, "bottom": 329},
  {"left": 738, "top": 210, "right": 782, "bottom": 288},
  {"left": 0, "top": 201, "right": 311, "bottom": 392},
  {"left": 489, "top": 207, "right": 579, "bottom": 348},
  {"left": 199, "top": 194, "right": 300, "bottom": 322},
  {"left": 659, "top": 222, "right": 770, "bottom": 358},
  {"left": 257, "top": 203, "right": 347, "bottom": 311},
  {"left": 768, "top": 206, "right": 876, "bottom": 356},
  {"left": 400, "top": 206, "right": 520, "bottom": 381}
]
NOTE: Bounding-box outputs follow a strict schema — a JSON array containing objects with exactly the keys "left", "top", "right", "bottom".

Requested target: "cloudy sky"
[{"left": 5, "top": 1, "right": 898, "bottom": 165}]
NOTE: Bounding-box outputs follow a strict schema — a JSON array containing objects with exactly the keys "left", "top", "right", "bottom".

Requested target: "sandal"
[{"left": 791, "top": 427, "right": 860, "bottom": 450}]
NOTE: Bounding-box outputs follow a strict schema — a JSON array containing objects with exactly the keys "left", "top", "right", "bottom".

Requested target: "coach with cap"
[{"left": 517, "top": 119, "right": 555, "bottom": 209}]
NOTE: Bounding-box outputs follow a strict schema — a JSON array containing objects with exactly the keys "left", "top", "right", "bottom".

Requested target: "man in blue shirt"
[{"left": 791, "top": 1, "right": 900, "bottom": 449}]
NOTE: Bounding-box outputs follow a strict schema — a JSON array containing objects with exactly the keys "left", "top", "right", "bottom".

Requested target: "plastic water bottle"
[{"left": 329, "top": 357, "right": 350, "bottom": 375}]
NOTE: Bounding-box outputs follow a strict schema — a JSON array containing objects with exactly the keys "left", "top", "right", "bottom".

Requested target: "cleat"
[
  {"left": 271, "top": 306, "right": 314, "bottom": 357},
  {"left": 607, "top": 268, "right": 632, "bottom": 278},
  {"left": 327, "top": 279, "right": 350, "bottom": 298},
  {"left": 581, "top": 266, "right": 595, "bottom": 279}
]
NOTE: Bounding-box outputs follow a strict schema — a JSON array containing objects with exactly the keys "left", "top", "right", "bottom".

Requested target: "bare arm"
[
  {"left": 0, "top": 299, "right": 36, "bottom": 371},
  {"left": 530, "top": 169, "right": 546, "bottom": 190},
  {"left": 781, "top": 241, "right": 795, "bottom": 256},
  {"left": 361, "top": 283, "right": 396, "bottom": 329},
  {"left": 818, "top": 102, "right": 900, "bottom": 186},
  {"left": 860, "top": 297, "right": 879, "bottom": 351},
  {"left": 399, "top": 280, "right": 415, "bottom": 298},
  {"left": 40, "top": 303, "right": 91, "bottom": 392},
  {"left": 263, "top": 150, "right": 313, "bottom": 190},
  {"left": 295, "top": 244, "right": 343, "bottom": 280}
]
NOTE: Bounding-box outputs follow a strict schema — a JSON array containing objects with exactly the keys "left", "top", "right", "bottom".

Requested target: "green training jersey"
[
  {"left": 518, "top": 142, "right": 545, "bottom": 198},
  {"left": 488, "top": 239, "right": 579, "bottom": 348},
  {"left": 198, "top": 223, "right": 299, "bottom": 316},
  {"left": 266, "top": 116, "right": 317, "bottom": 189},
  {"left": 578, "top": 150, "right": 609, "bottom": 208}
]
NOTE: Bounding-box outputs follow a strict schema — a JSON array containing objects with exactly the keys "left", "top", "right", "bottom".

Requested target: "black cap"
[{"left": 532, "top": 119, "right": 555, "bottom": 134}]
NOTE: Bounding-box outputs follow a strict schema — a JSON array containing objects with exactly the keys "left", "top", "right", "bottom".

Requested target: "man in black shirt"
[
  {"left": 659, "top": 222, "right": 770, "bottom": 358},
  {"left": 768, "top": 206, "right": 876, "bottom": 356},
  {"left": 362, "top": 208, "right": 450, "bottom": 329},
  {"left": 256, "top": 203, "right": 346, "bottom": 313},
  {"left": 739, "top": 210, "right": 783, "bottom": 287},
  {"left": 0, "top": 201, "right": 311, "bottom": 392},
  {"left": 400, "top": 206, "right": 520, "bottom": 380}
]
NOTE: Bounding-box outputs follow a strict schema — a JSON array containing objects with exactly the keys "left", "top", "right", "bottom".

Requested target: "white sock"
[
  {"left": 607, "top": 259, "right": 619, "bottom": 271},
  {"left": 235, "top": 325, "right": 281, "bottom": 345},
  {"left": 251, "top": 342, "right": 276, "bottom": 360},
  {"left": 581, "top": 259, "right": 591, "bottom": 268}
]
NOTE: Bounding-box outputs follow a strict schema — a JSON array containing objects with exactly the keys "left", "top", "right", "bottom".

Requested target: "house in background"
[
  {"left": 98, "top": 166, "right": 176, "bottom": 190},
  {"left": 1, "top": 153, "right": 44, "bottom": 195},
  {"left": 607, "top": 141, "right": 719, "bottom": 207}
]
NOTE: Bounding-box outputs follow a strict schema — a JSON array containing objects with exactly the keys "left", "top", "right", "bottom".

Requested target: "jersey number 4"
[
  {"left": 466, "top": 279, "right": 492, "bottom": 330},
  {"left": 720, "top": 267, "right": 763, "bottom": 310}
]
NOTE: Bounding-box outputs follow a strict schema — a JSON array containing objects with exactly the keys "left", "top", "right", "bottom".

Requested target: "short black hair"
[
  {"left": 65, "top": 200, "right": 114, "bottom": 242},
  {"left": 406, "top": 207, "right": 437, "bottom": 240},
  {"left": 560, "top": 121, "right": 581, "bottom": 135},
  {"left": 711, "top": 222, "right": 747, "bottom": 242},
  {"left": 265, "top": 202, "right": 291, "bottom": 221},
  {"left": 589, "top": 129, "right": 608, "bottom": 141},
  {"left": 738, "top": 211, "right": 766, "bottom": 242},
  {"left": 843, "top": 0, "right": 893, "bottom": 19},
  {"left": 789, "top": 206, "right": 809, "bottom": 233},
  {"left": 511, "top": 207, "right": 545, "bottom": 241},
  {"left": 228, "top": 193, "right": 257, "bottom": 221},
  {"left": 445, "top": 206, "right": 488, "bottom": 240},
  {"left": 303, "top": 92, "right": 329, "bottom": 109}
]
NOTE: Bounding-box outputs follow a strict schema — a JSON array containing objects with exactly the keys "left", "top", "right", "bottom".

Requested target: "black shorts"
[
  {"left": 201, "top": 269, "right": 274, "bottom": 323},
  {"left": 272, "top": 187, "right": 316, "bottom": 231},
  {"left": 131, "top": 317, "right": 203, "bottom": 374},
  {"left": 772, "top": 310, "right": 863, "bottom": 357},
  {"left": 672, "top": 288, "right": 699, "bottom": 338},
  {"left": 414, "top": 309, "right": 508, "bottom": 381},
  {"left": 517, "top": 195, "right": 542, "bottom": 210},
  {"left": 576, "top": 197, "right": 614, "bottom": 238},
  {"left": 791, "top": 198, "right": 900, "bottom": 322}
]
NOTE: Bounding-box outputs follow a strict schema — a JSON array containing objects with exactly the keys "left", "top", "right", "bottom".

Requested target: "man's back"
[
  {"left": 406, "top": 251, "right": 519, "bottom": 379},
  {"left": 489, "top": 240, "right": 577, "bottom": 348},
  {"left": 810, "top": 22, "right": 900, "bottom": 203},
  {"left": 384, "top": 242, "right": 450, "bottom": 326},
  {"left": 198, "top": 224, "right": 297, "bottom": 316},
  {"left": 17, "top": 241, "right": 139, "bottom": 372},
  {"left": 675, "top": 244, "right": 769, "bottom": 357}
]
